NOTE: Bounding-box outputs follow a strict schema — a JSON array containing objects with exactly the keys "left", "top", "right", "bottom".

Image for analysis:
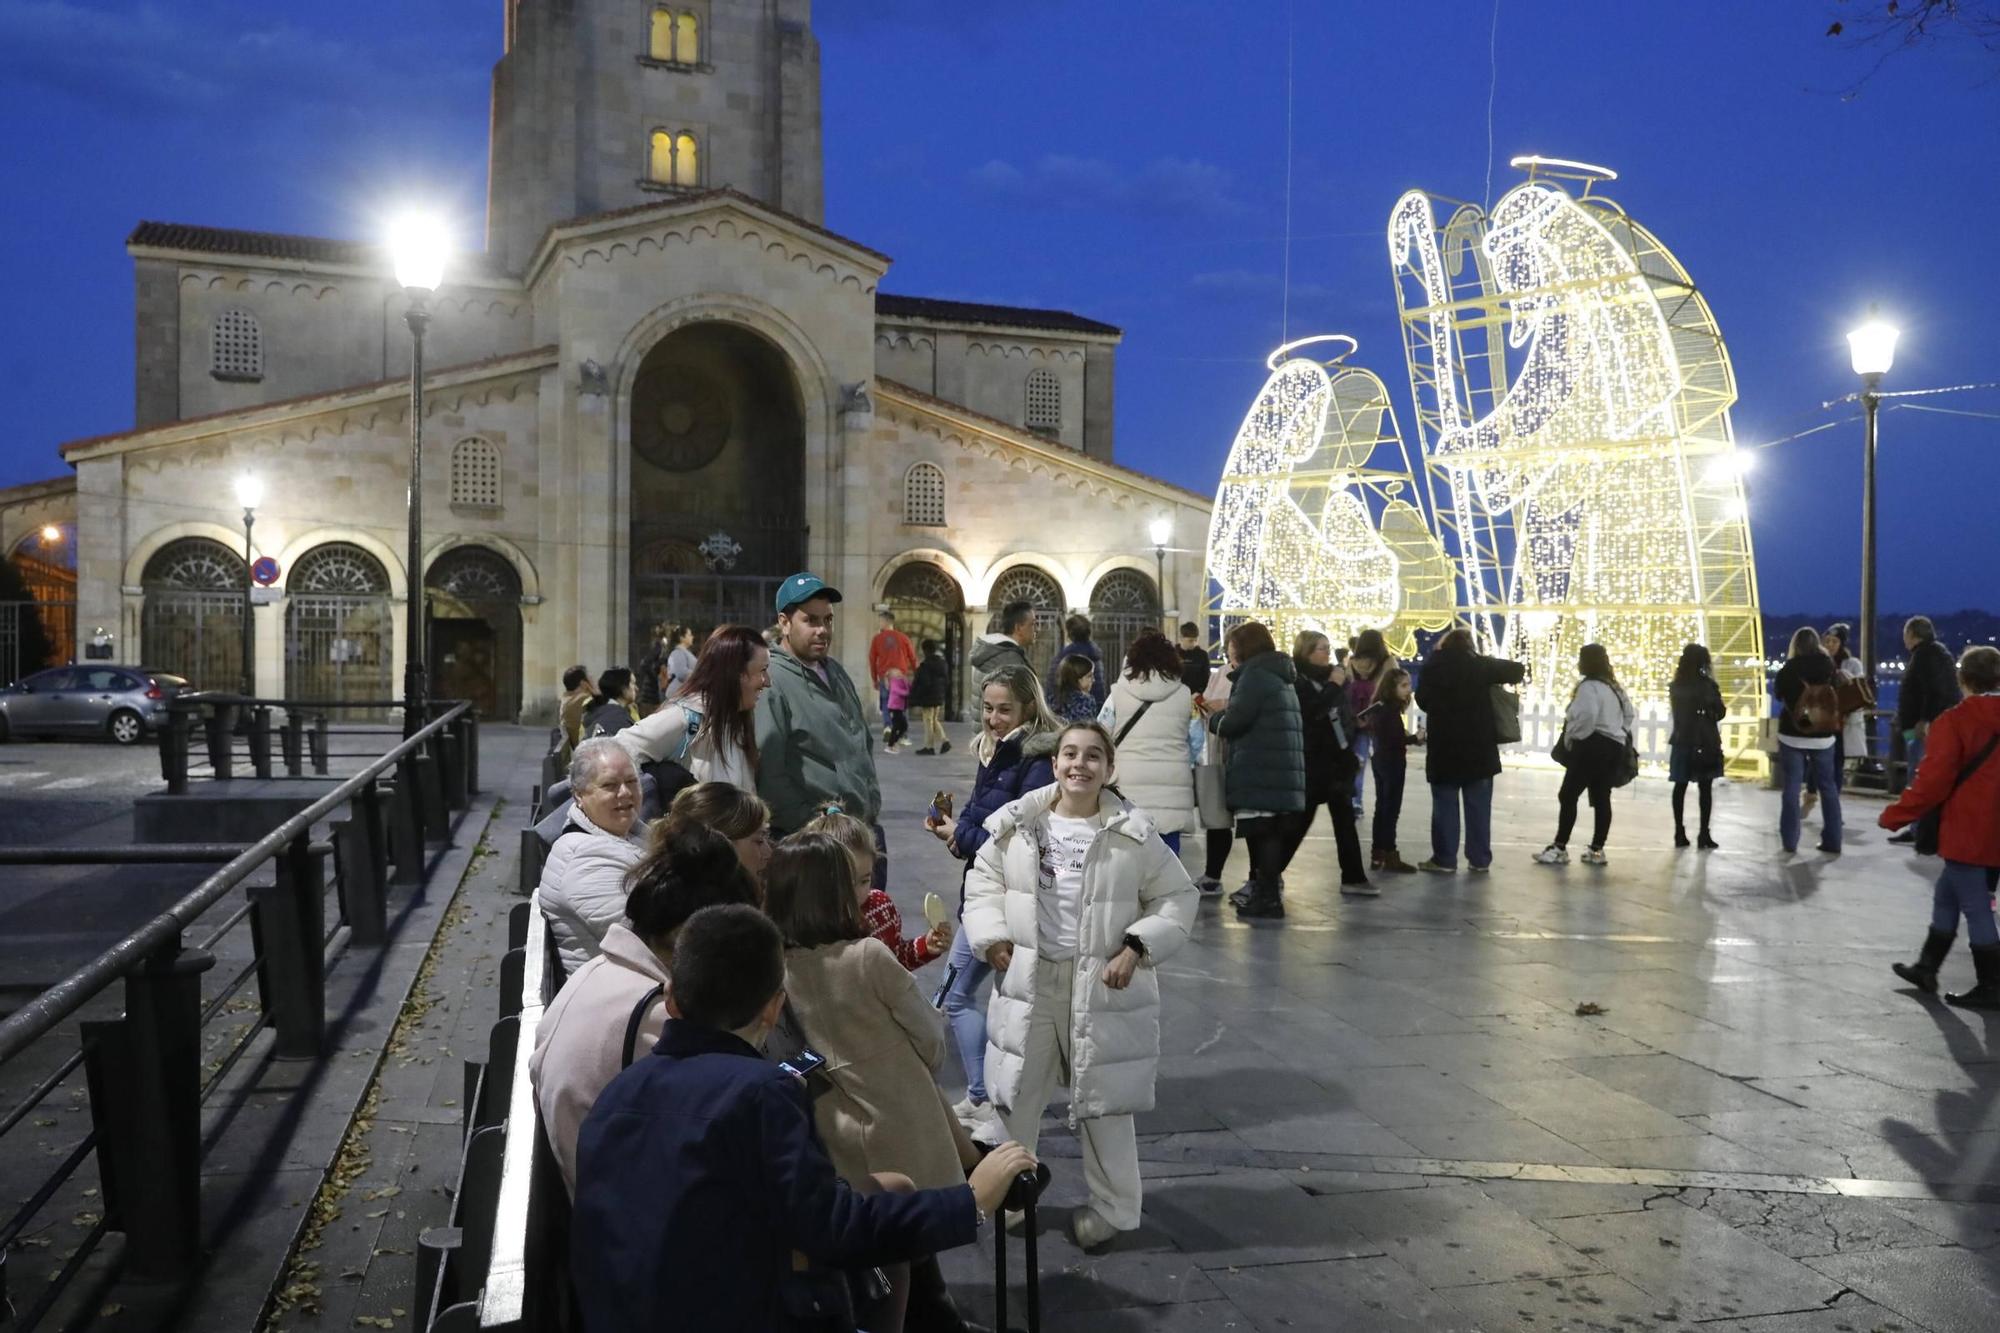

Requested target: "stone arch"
[
  {"left": 872, "top": 549, "right": 976, "bottom": 604},
  {"left": 974, "top": 553, "right": 1081, "bottom": 609},
  {"left": 285, "top": 541, "right": 394, "bottom": 709},
  {"left": 880, "top": 556, "right": 969, "bottom": 720},
  {"left": 124, "top": 520, "right": 252, "bottom": 590},
  {"left": 275, "top": 528, "right": 409, "bottom": 600},
  {"left": 1087, "top": 566, "right": 1163, "bottom": 679},
  {"left": 984, "top": 560, "right": 1072, "bottom": 682},
  {"left": 422, "top": 532, "right": 541, "bottom": 605},
  {"left": 137, "top": 533, "right": 247, "bottom": 691},
  {"left": 426, "top": 544, "right": 525, "bottom": 722}
]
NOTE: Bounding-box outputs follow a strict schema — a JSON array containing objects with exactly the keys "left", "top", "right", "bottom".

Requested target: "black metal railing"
[
  {"left": 0, "top": 700, "right": 479, "bottom": 1327},
  {"left": 157, "top": 693, "right": 481, "bottom": 796}
]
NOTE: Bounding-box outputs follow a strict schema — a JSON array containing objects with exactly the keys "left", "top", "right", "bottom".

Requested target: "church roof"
[
  {"left": 127, "top": 221, "right": 516, "bottom": 282},
  {"left": 875, "top": 294, "right": 1121, "bottom": 338},
  {"left": 532, "top": 187, "right": 892, "bottom": 268}
]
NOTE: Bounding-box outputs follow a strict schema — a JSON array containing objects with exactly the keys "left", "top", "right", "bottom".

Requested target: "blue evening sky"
[{"left": 1, "top": 1, "right": 1995, "bottom": 612}]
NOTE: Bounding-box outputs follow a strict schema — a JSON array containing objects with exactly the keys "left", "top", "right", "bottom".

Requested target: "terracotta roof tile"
[
  {"left": 875, "top": 294, "right": 1120, "bottom": 337},
  {"left": 127, "top": 221, "right": 515, "bottom": 281}
]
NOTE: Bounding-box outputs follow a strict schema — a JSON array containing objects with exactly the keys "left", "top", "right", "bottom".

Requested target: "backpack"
[{"left": 1794, "top": 680, "right": 1840, "bottom": 735}]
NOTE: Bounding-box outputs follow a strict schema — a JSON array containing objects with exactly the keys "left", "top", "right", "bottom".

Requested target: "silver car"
[{"left": 0, "top": 665, "right": 184, "bottom": 745}]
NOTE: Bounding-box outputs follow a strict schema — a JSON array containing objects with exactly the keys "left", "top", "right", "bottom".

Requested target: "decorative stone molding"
[{"left": 557, "top": 215, "right": 878, "bottom": 296}]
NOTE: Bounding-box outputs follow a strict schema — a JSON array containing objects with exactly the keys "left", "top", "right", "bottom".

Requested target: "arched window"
[
  {"left": 649, "top": 8, "right": 674, "bottom": 59},
  {"left": 450, "top": 437, "right": 503, "bottom": 509},
  {"left": 648, "top": 9, "right": 700, "bottom": 64},
  {"left": 1025, "top": 368, "right": 1061, "bottom": 435},
  {"left": 676, "top": 12, "right": 699, "bottom": 62},
  {"left": 649, "top": 129, "right": 701, "bottom": 187},
  {"left": 211, "top": 309, "right": 263, "bottom": 382},
  {"left": 903, "top": 462, "right": 946, "bottom": 527}
]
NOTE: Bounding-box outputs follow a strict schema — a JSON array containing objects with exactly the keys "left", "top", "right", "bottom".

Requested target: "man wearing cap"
[{"left": 755, "top": 574, "right": 886, "bottom": 875}]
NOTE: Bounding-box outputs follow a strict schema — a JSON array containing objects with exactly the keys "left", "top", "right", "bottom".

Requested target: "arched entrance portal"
[
  {"left": 141, "top": 538, "right": 244, "bottom": 690},
  {"left": 285, "top": 543, "right": 393, "bottom": 710},
  {"left": 883, "top": 562, "right": 966, "bottom": 721},
  {"left": 1089, "top": 568, "right": 1162, "bottom": 683},
  {"left": 427, "top": 547, "right": 524, "bottom": 722},
  {"left": 987, "top": 565, "right": 1065, "bottom": 683},
  {"left": 629, "top": 322, "right": 806, "bottom": 660}
]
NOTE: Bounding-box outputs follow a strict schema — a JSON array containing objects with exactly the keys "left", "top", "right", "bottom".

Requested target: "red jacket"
[
  {"left": 1881, "top": 694, "right": 2000, "bottom": 867},
  {"left": 869, "top": 629, "right": 916, "bottom": 684}
]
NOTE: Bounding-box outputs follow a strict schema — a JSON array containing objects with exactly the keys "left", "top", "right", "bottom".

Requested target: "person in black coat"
[
  {"left": 1412, "top": 627, "right": 1526, "bottom": 873},
  {"left": 1668, "top": 643, "right": 1726, "bottom": 850},
  {"left": 909, "top": 637, "right": 951, "bottom": 755},
  {"left": 1207, "top": 622, "right": 1307, "bottom": 920},
  {"left": 1892, "top": 615, "right": 1963, "bottom": 824},
  {"left": 1283, "top": 630, "right": 1371, "bottom": 892}
]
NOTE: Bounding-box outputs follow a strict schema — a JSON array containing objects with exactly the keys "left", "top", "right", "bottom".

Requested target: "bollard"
[
  {"left": 160, "top": 704, "right": 193, "bottom": 795},
  {"left": 414, "top": 751, "right": 449, "bottom": 845},
  {"left": 281, "top": 711, "right": 304, "bottom": 776},
  {"left": 415, "top": 1226, "right": 464, "bottom": 1327},
  {"left": 498, "top": 947, "right": 525, "bottom": 1020},
  {"left": 310, "top": 712, "right": 330, "bottom": 776},
  {"left": 518, "top": 827, "right": 546, "bottom": 897},
  {"left": 356, "top": 780, "right": 391, "bottom": 891},
  {"left": 80, "top": 939, "right": 215, "bottom": 1283},
  {"left": 203, "top": 703, "right": 235, "bottom": 780},
  {"left": 390, "top": 764, "right": 425, "bottom": 882},
  {"left": 247, "top": 834, "right": 328, "bottom": 1058},
  {"left": 439, "top": 726, "right": 468, "bottom": 813},
  {"left": 463, "top": 715, "right": 481, "bottom": 795},
  {"left": 333, "top": 817, "right": 386, "bottom": 946},
  {"left": 249, "top": 705, "right": 274, "bottom": 779}
]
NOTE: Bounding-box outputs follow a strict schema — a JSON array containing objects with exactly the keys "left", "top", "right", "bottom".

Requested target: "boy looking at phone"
[{"left": 571, "top": 904, "right": 1037, "bottom": 1332}]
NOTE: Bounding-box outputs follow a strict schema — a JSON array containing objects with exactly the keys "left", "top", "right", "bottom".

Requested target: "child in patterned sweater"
[{"left": 803, "top": 811, "right": 952, "bottom": 970}]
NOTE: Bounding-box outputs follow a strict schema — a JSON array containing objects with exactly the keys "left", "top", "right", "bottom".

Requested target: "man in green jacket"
[{"left": 755, "top": 574, "right": 886, "bottom": 880}]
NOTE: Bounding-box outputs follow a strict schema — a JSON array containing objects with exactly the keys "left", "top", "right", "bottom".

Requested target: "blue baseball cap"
[{"left": 774, "top": 571, "right": 842, "bottom": 614}]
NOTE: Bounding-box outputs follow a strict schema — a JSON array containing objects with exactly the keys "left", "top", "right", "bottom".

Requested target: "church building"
[{"left": 0, "top": 0, "right": 1210, "bottom": 720}]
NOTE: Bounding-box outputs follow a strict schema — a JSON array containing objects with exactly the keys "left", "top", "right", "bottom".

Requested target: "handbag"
[
  {"left": 1612, "top": 731, "right": 1641, "bottom": 788},
  {"left": 1913, "top": 732, "right": 2000, "bottom": 856},
  {"left": 1490, "top": 683, "right": 1522, "bottom": 745},
  {"left": 1833, "top": 675, "right": 1875, "bottom": 718},
  {"left": 1551, "top": 733, "right": 1573, "bottom": 768}
]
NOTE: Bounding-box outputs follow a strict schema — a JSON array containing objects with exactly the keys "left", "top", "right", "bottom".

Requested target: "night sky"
[{"left": 2, "top": 1, "right": 1995, "bottom": 612}]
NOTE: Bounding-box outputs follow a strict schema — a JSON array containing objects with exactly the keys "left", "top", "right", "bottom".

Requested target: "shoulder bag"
[
  {"left": 1490, "top": 682, "right": 1522, "bottom": 746},
  {"left": 1913, "top": 731, "right": 2000, "bottom": 856}
]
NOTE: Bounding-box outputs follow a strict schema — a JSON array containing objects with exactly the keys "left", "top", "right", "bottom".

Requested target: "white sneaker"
[
  {"left": 1533, "top": 845, "right": 1569, "bottom": 865},
  {"left": 958, "top": 1097, "right": 1007, "bottom": 1145},
  {"left": 1069, "top": 1204, "right": 1120, "bottom": 1253},
  {"left": 1581, "top": 847, "right": 1609, "bottom": 866}
]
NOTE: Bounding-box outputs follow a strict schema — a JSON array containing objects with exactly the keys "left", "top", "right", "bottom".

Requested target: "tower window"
[
  {"left": 211, "top": 309, "right": 263, "bottom": 382},
  {"left": 903, "top": 462, "right": 946, "bottom": 527},
  {"left": 1025, "top": 368, "right": 1061, "bottom": 435},
  {"left": 450, "top": 436, "right": 503, "bottom": 509},
  {"left": 649, "top": 8, "right": 700, "bottom": 64},
  {"left": 649, "top": 129, "right": 701, "bottom": 187}
]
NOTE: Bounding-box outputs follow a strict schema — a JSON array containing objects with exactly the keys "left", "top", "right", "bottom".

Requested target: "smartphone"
[{"left": 778, "top": 1047, "right": 827, "bottom": 1081}]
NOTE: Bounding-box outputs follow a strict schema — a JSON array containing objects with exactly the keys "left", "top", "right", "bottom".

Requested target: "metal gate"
[
  {"left": 141, "top": 538, "right": 245, "bottom": 691},
  {"left": 883, "top": 563, "right": 967, "bottom": 721},
  {"left": 1089, "top": 568, "right": 1163, "bottom": 684},
  {"left": 632, "top": 574, "right": 783, "bottom": 666},
  {"left": 987, "top": 565, "right": 1066, "bottom": 682},
  {"left": 286, "top": 544, "right": 394, "bottom": 713},
  {"left": 1, "top": 600, "right": 71, "bottom": 684}
]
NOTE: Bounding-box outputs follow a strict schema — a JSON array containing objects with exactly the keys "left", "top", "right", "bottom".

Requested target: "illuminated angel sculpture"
[
  {"left": 1386, "top": 158, "right": 1764, "bottom": 759},
  {"left": 1204, "top": 336, "right": 1455, "bottom": 658}
]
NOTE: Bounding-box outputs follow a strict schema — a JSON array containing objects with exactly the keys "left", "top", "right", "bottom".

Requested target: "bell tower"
[{"left": 487, "top": 0, "right": 824, "bottom": 274}]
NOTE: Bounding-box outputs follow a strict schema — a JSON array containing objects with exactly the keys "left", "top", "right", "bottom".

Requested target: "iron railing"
[
  {"left": 0, "top": 700, "right": 478, "bottom": 1327},
  {"left": 158, "top": 693, "right": 480, "bottom": 804}
]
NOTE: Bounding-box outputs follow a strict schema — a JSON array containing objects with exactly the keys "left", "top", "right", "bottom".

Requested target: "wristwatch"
[{"left": 1122, "top": 933, "right": 1147, "bottom": 960}]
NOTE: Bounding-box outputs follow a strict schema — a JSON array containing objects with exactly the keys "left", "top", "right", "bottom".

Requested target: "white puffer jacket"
[
  {"left": 1103, "top": 674, "right": 1196, "bottom": 834},
  {"left": 534, "top": 806, "right": 648, "bottom": 973},
  {"left": 962, "top": 785, "right": 1198, "bottom": 1120}
]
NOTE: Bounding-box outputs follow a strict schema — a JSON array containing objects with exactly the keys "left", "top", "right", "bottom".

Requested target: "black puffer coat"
[
  {"left": 1295, "top": 662, "right": 1360, "bottom": 803},
  {"left": 1209, "top": 651, "right": 1306, "bottom": 814},
  {"left": 1414, "top": 646, "right": 1526, "bottom": 784}
]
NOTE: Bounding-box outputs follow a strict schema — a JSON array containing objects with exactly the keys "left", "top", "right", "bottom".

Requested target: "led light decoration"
[
  {"left": 1387, "top": 158, "right": 1765, "bottom": 767},
  {"left": 1203, "top": 338, "right": 1456, "bottom": 657}
]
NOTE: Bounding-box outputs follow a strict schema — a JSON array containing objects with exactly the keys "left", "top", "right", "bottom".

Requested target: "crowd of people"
[{"left": 527, "top": 579, "right": 2000, "bottom": 1330}]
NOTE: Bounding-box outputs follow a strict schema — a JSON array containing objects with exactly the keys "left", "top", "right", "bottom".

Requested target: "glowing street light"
[
  {"left": 388, "top": 214, "right": 451, "bottom": 735},
  {"left": 1149, "top": 516, "right": 1173, "bottom": 630},
  {"left": 1847, "top": 307, "right": 1899, "bottom": 697},
  {"left": 39, "top": 524, "right": 60, "bottom": 544}
]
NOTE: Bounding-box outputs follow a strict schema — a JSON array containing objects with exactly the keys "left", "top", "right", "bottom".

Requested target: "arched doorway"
[
  {"left": 883, "top": 561, "right": 966, "bottom": 721},
  {"left": 987, "top": 564, "right": 1065, "bottom": 682},
  {"left": 3, "top": 529, "right": 73, "bottom": 680},
  {"left": 1089, "top": 568, "right": 1162, "bottom": 683},
  {"left": 285, "top": 543, "right": 393, "bottom": 709},
  {"left": 427, "top": 546, "right": 524, "bottom": 722},
  {"left": 141, "top": 537, "right": 244, "bottom": 690},
  {"left": 629, "top": 322, "right": 806, "bottom": 662}
]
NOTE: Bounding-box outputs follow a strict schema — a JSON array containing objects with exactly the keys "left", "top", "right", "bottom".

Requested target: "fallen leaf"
[
  {"left": 99, "top": 1304, "right": 123, "bottom": 1317},
  {"left": 356, "top": 1318, "right": 395, "bottom": 1329},
  {"left": 1574, "top": 1001, "right": 1606, "bottom": 1016}
]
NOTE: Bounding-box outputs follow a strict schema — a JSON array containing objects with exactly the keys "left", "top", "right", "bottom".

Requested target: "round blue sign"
[{"left": 252, "top": 556, "right": 281, "bottom": 586}]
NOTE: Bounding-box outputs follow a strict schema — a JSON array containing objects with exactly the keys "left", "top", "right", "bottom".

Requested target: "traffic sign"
[{"left": 252, "top": 556, "right": 281, "bottom": 586}]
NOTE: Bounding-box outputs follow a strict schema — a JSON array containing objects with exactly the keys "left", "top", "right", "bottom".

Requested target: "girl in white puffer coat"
[{"left": 962, "top": 720, "right": 1198, "bottom": 1252}]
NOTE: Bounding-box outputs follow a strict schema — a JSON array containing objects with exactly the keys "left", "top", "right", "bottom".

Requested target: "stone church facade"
[{"left": 1, "top": 0, "right": 1210, "bottom": 720}]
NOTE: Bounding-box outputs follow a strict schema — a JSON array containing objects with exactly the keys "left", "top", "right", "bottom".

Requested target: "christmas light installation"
[
  {"left": 1203, "top": 336, "right": 1456, "bottom": 658},
  {"left": 1388, "top": 156, "right": 1764, "bottom": 765}
]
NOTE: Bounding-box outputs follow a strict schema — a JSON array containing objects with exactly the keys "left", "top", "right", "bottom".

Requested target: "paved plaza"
[{"left": 868, "top": 734, "right": 2000, "bottom": 1331}]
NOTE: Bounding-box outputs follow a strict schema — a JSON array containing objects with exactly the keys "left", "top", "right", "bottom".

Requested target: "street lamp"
[
  {"left": 234, "top": 473, "right": 263, "bottom": 697},
  {"left": 1148, "top": 516, "right": 1173, "bottom": 631},
  {"left": 1846, "top": 308, "right": 1899, "bottom": 697},
  {"left": 390, "top": 213, "right": 449, "bottom": 736}
]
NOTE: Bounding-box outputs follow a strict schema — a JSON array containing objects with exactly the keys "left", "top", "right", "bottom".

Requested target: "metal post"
[
  {"left": 249, "top": 704, "right": 273, "bottom": 779},
  {"left": 391, "top": 763, "right": 424, "bottom": 884},
  {"left": 160, "top": 702, "right": 192, "bottom": 795},
  {"left": 203, "top": 702, "right": 235, "bottom": 781},
  {"left": 334, "top": 817, "right": 386, "bottom": 946},
  {"left": 462, "top": 713, "right": 481, "bottom": 796},
  {"left": 248, "top": 834, "right": 327, "bottom": 1058},
  {"left": 282, "top": 710, "right": 304, "bottom": 776},
  {"left": 439, "top": 724, "right": 468, "bottom": 812},
  {"left": 357, "top": 779, "right": 391, "bottom": 890},
  {"left": 415, "top": 750, "right": 449, "bottom": 844},
  {"left": 241, "top": 505, "right": 256, "bottom": 697},
  {"left": 1154, "top": 543, "right": 1167, "bottom": 632},
  {"left": 403, "top": 296, "right": 431, "bottom": 740},
  {"left": 79, "top": 939, "right": 215, "bottom": 1282},
  {"left": 1859, "top": 376, "right": 1882, "bottom": 696},
  {"left": 311, "top": 712, "right": 330, "bottom": 775}
]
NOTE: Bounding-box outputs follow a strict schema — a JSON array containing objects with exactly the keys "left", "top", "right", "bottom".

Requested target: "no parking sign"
[{"left": 252, "top": 556, "right": 280, "bottom": 586}]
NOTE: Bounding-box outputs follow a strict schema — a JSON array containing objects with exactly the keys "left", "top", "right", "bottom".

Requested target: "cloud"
[{"left": 965, "top": 153, "right": 1249, "bottom": 220}]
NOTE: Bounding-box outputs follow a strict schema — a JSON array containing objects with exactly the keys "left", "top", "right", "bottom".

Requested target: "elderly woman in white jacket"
[
  {"left": 963, "top": 719, "right": 1198, "bottom": 1253},
  {"left": 1535, "top": 644, "right": 1637, "bottom": 868},
  {"left": 536, "top": 738, "right": 649, "bottom": 973}
]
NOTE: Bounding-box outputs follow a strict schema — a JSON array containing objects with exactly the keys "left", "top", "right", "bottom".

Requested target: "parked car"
[{"left": 0, "top": 665, "right": 186, "bottom": 744}]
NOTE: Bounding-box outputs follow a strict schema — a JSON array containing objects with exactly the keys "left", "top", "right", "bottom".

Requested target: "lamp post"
[
  {"left": 1846, "top": 309, "right": 1899, "bottom": 697},
  {"left": 234, "top": 474, "right": 262, "bottom": 697},
  {"left": 1148, "top": 516, "right": 1173, "bottom": 632},
  {"left": 390, "top": 215, "right": 449, "bottom": 737}
]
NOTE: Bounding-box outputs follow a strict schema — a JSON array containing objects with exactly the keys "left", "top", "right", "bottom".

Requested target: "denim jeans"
[
  {"left": 1351, "top": 732, "right": 1374, "bottom": 815},
  {"left": 1778, "top": 743, "right": 1842, "bottom": 853},
  {"left": 1429, "top": 777, "right": 1494, "bottom": 869},
  {"left": 940, "top": 925, "right": 992, "bottom": 1102},
  {"left": 877, "top": 679, "right": 892, "bottom": 728},
  {"left": 1932, "top": 859, "right": 2000, "bottom": 946}
]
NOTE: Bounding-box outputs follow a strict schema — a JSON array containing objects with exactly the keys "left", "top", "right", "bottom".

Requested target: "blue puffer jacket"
[{"left": 953, "top": 727, "right": 1059, "bottom": 864}]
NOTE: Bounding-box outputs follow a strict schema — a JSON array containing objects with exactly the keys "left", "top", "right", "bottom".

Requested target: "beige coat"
[
  {"left": 528, "top": 921, "right": 669, "bottom": 1194},
  {"left": 782, "top": 937, "right": 964, "bottom": 1191}
]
